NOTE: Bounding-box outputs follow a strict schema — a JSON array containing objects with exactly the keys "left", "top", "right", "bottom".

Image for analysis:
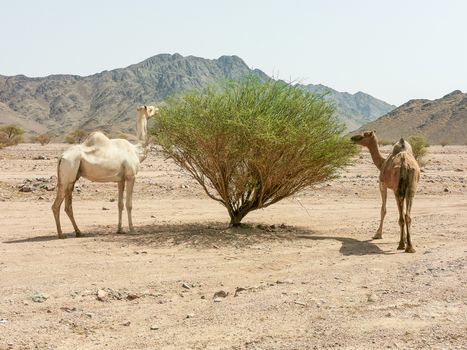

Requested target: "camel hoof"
[
  {"left": 75, "top": 231, "right": 83, "bottom": 237},
  {"left": 372, "top": 234, "right": 382, "bottom": 240},
  {"left": 397, "top": 244, "right": 405, "bottom": 250},
  {"left": 116, "top": 229, "right": 125, "bottom": 234},
  {"left": 58, "top": 235, "right": 66, "bottom": 239},
  {"left": 405, "top": 247, "right": 416, "bottom": 253}
]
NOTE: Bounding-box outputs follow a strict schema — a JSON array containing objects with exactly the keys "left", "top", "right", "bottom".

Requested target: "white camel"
[{"left": 52, "top": 105, "right": 158, "bottom": 238}]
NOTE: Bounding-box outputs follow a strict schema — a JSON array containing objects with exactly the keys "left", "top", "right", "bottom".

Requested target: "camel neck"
[
  {"left": 135, "top": 113, "right": 149, "bottom": 163},
  {"left": 136, "top": 113, "right": 148, "bottom": 144},
  {"left": 367, "top": 138, "right": 385, "bottom": 170}
]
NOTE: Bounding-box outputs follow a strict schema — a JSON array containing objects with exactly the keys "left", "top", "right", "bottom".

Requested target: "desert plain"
[{"left": 0, "top": 143, "right": 466, "bottom": 349}]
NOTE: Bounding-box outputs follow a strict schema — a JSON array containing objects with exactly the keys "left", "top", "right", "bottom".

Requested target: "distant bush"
[
  {"left": 0, "top": 124, "right": 24, "bottom": 148},
  {"left": 408, "top": 134, "right": 428, "bottom": 166},
  {"left": 32, "top": 134, "right": 52, "bottom": 145},
  {"left": 65, "top": 129, "right": 89, "bottom": 144},
  {"left": 440, "top": 140, "right": 449, "bottom": 147}
]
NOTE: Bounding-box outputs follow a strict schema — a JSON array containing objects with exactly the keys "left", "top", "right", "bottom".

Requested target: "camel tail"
[{"left": 398, "top": 155, "right": 409, "bottom": 199}]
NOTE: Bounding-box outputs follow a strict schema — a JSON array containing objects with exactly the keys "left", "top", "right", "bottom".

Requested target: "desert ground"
[{"left": 0, "top": 143, "right": 465, "bottom": 350}]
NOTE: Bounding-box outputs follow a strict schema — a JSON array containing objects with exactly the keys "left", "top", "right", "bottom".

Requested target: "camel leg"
[
  {"left": 52, "top": 184, "right": 67, "bottom": 239},
  {"left": 125, "top": 177, "right": 135, "bottom": 233},
  {"left": 64, "top": 183, "right": 82, "bottom": 237},
  {"left": 404, "top": 194, "right": 416, "bottom": 253},
  {"left": 395, "top": 195, "right": 406, "bottom": 250},
  {"left": 373, "top": 184, "right": 387, "bottom": 239},
  {"left": 117, "top": 181, "right": 125, "bottom": 233}
]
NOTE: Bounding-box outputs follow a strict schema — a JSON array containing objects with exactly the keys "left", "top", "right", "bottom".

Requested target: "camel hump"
[
  {"left": 392, "top": 138, "right": 412, "bottom": 155},
  {"left": 83, "top": 131, "right": 110, "bottom": 147}
]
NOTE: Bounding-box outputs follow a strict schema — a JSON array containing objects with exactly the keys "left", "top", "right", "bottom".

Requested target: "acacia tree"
[
  {"left": 0, "top": 124, "right": 24, "bottom": 147},
  {"left": 153, "top": 78, "right": 357, "bottom": 226}
]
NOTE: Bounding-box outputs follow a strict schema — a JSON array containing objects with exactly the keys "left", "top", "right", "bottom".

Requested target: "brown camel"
[{"left": 350, "top": 131, "right": 420, "bottom": 253}]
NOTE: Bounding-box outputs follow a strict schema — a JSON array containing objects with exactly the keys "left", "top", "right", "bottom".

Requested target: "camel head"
[
  {"left": 137, "top": 105, "right": 159, "bottom": 119},
  {"left": 350, "top": 130, "right": 377, "bottom": 147}
]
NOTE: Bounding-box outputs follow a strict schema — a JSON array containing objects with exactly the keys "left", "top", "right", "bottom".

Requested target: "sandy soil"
[{"left": 0, "top": 143, "right": 466, "bottom": 350}]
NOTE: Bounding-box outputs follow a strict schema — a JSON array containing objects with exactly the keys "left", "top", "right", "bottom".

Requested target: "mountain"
[
  {"left": 0, "top": 54, "right": 393, "bottom": 139},
  {"left": 299, "top": 84, "right": 395, "bottom": 131},
  {"left": 353, "top": 90, "right": 467, "bottom": 144}
]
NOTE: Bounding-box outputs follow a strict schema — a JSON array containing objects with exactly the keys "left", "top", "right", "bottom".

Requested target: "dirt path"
[{"left": 0, "top": 144, "right": 466, "bottom": 349}]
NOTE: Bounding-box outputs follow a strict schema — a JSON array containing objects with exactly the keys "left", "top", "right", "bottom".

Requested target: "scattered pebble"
[
  {"left": 186, "top": 313, "right": 195, "bottom": 319},
  {"left": 367, "top": 293, "right": 378, "bottom": 302},
  {"left": 31, "top": 292, "right": 49, "bottom": 303},
  {"left": 213, "top": 290, "right": 228, "bottom": 299},
  {"left": 182, "top": 283, "right": 192, "bottom": 289},
  {"left": 150, "top": 325, "right": 159, "bottom": 330},
  {"left": 97, "top": 289, "right": 108, "bottom": 301},
  {"left": 123, "top": 321, "right": 131, "bottom": 326},
  {"left": 102, "top": 207, "right": 110, "bottom": 211}
]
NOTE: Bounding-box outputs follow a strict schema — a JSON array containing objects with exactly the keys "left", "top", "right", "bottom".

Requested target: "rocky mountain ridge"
[{"left": 0, "top": 53, "right": 394, "bottom": 138}]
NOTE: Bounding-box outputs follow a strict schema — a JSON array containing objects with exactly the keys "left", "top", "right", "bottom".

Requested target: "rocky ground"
[{"left": 0, "top": 143, "right": 466, "bottom": 349}]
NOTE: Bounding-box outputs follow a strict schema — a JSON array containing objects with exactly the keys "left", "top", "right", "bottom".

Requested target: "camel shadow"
[
  {"left": 3, "top": 232, "right": 98, "bottom": 244},
  {"left": 297, "top": 234, "right": 393, "bottom": 256}
]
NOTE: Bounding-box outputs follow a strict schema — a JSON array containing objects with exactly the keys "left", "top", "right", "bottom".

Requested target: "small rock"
[
  {"left": 109, "top": 198, "right": 115, "bottom": 202},
  {"left": 38, "top": 196, "right": 45, "bottom": 200},
  {"left": 127, "top": 293, "right": 140, "bottom": 301},
  {"left": 186, "top": 313, "right": 195, "bottom": 319},
  {"left": 61, "top": 307, "right": 77, "bottom": 313},
  {"left": 0, "top": 319, "right": 8, "bottom": 324},
  {"left": 213, "top": 290, "right": 228, "bottom": 299},
  {"left": 386, "top": 312, "right": 393, "bottom": 317},
  {"left": 97, "top": 289, "right": 108, "bottom": 301},
  {"left": 182, "top": 283, "right": 192, "bottom": 289},
  {"left": 150, "top": 324, "right": 159, "bottom": 330},
  {"left": 102, "top": 207, "right": 110, "bottom": 211},
  {"left": 33, "top": 155, "right": 46, "bottom": 160},
  {"left": 84, "top": 312, "right": 93, "bottom": 318},
  {"left": 19, "top": 185, "right": 34, "bottom": 193},
  {"left": 444, "top": 188, "right": 449, "bottom": 192},
  {"left": 45, "top": 185, "right": 55, "bottom": 191},
  {"left": 234, "top": 287, "right": 247, "bottom": 297},
  {"left": 123, "top": 321, "right": 131, "bottom": 326},
  {"left": 367, "top": 293, "right": 378, "bottom": 302},
  {"left": 213, "top": 297, "right": 223, "bottom": 303},
  {"left": 276, "top": 279, "right": 294, "bottom": 285},
  {"left": 294, "top": 300, "right": 306, "bottom": 306},
  {"left": 32, "top": 292, "right": 49, "bottom": 303},
  {"left": 151, "top": 215, "right": 156, "bottom": 218}
]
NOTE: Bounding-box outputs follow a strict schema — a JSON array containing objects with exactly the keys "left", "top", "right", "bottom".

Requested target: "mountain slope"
[
  {"left": 300, "top": 84, "right": 395, "bottom": 130},
  {"left": 354, "top": 90, "right": 467, "bottom": 144},
  {"left": 0, "top": 54, "right": 393, "bottom": 138}
]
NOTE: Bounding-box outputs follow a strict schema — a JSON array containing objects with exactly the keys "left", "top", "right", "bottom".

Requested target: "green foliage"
[
  {"left": 0, "top": 124, "right": 24, "bottom": 148},
  {"left": 152, "top": 77, "right": 357, "bottom": 226},
  {"left": 408, "top": 134, "right": 428, "bottom": 166},
  {"left": 65, "top": 129, "right": 89, "bottom": 144}
]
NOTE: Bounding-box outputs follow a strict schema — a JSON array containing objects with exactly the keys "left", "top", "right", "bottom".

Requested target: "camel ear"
[{"left": 369, "top": 131, "right": 375, "bottom": 136}]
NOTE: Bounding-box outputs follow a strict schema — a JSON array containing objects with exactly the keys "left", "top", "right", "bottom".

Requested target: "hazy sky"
[{"left": 1, "top": 0, "right": 466, "bottom": 105}]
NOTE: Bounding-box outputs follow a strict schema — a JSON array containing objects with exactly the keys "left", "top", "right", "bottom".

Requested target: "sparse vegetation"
[
  {"left": 0, "top": 124, "right": 24, "bottom": 148},
  {"left": 65, "top": 129, "right": 89, "bottom": 144},
  {"left": 408, "top": 134, "right": 429, "bottom": 166},
  {"left": 32, "top": 133, "right": 52, "bottom": 146},
  {"left": 153, "top": 77, "right": 357, "bottom": 226}
]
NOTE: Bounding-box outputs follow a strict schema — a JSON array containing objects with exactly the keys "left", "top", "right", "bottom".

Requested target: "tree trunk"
[{"left": 229, "top": 210, "right": 246, "bottom": 227}]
